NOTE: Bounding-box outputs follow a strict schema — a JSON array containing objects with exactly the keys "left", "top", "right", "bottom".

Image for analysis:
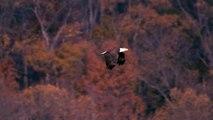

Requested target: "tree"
[
  {"left": 0, "top": 57, "right": 18, "bottom": 91},
  {"left": 0, "top": 89, "right": 22, "bottom": 120},
  {"left": 149, "top": 88, "right": 213, "bottom": 120},
  {"left": 54, "top": 41, "right": 88, "bottom": 94},
  {"left": 19, "top": 84, "right": 99, "bottom": 120},
  {"left": 175, "top": 0, "right": 213, "bottom": 90},
  {"left": 69, "top": 96, "right": 98, "bottom": 120},
  {"left": 20, "top": 85, "right": 71, "bottom": 120}
]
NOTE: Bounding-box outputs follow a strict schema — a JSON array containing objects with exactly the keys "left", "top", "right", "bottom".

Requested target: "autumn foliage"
[{"left": 0, "top": 0, "right": 212, "bottom": 120}]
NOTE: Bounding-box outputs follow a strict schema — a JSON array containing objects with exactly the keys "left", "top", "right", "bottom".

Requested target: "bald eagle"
[{"left": 101, "top": 48, "right": 128, "bottom": 69}]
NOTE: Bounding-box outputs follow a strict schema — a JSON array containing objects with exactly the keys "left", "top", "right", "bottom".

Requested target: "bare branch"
[
  {"left": 138, "top": 76, "right": 174, "bottom": 108},
  {"left": 177, "top": 0, "right": 192, "bottom": 20},
  {"left": 50, "top": 8, "right": 72, "bottom": 50},
  {"left": 32, "top": 8, "right": 50, "bottom": 48}
]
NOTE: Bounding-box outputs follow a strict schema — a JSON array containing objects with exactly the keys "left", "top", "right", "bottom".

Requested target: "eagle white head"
[{"left": 119, "top": 48, "right": 128, "bottom": 52}]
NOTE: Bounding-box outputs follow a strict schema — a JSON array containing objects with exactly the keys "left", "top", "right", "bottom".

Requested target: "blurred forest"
[{"left": 0, "top": 0, "right": 213, "bottom": 120}]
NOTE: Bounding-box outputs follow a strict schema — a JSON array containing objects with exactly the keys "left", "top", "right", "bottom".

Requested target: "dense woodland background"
[{"left": 0, "top": 0, "right": 213, "bottom": 120}]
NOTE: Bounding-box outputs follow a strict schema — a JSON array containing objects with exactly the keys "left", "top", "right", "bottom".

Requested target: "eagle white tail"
[{"left": 101, "top": 51, "right": 108, "bottom": 54}]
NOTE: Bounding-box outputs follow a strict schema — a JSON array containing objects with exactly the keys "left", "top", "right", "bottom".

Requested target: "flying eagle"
[{"left": 101, "top": 48, "right": 128, "bottom": 69}]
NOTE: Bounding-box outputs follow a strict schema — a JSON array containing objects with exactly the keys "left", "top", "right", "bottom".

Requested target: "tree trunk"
[
  {"left": 45, "top": 72, "right": 50, "bottom": 84},
  {"left": 23, "top": 57, "right": 28, "bottom": 88},
  {"left": 89, "top": 0, "right": 94, "bottom": 29},
  {"left": 88, "top": 0, "right": 99, "bottom": 38}
]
